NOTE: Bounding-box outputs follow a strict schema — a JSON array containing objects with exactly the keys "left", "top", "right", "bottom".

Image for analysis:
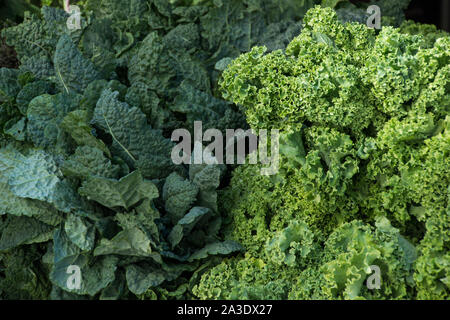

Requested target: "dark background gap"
[
  {"left": 353, "top": 0, "right": 450, "bottom": 31},
  {"left": 3, "top": 0, "right": 450, "bottom": 30},
  {"left": 406, "top": 0, "right": 450, "bottom": 32}
]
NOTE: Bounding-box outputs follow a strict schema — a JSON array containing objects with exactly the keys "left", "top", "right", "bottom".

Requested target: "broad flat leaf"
[
  {"left": 162, "top": 172, "right": 198, "bottom": 224},
  {"left": 53, "top": 34, "right": 101, "bottom": 94},
  {"left": 62, "top": 146, "right": 120, "bottom": 180},
  {"left": 53, "top": 228, "right": 80, "bottom": 264},
  {"left": 168, "top": 207, "right": 211, "bottom": 249},
  {"left": 125, "top": 263, "right": 196, "bottom": 295},
  {"left": 92, "top": 89, "right": 175, "bottom": 179},
  {"left": 0, "top": 68, "right": 20, "bottom": 102},
  {"left": 0, "top": 216, "right": 54, "bottom": 251},
  {"left": 99, "top": 273, "right": 126, "bottom": 300},
  {"left": 78, "top": 170, "right": 158, "bottom": 210},
  {"left": 125, "top": 265, "right": 166, "bottom": 295},
  {"left": 171, "top": 81, "right": 245, "bottom": 131},
  {"left": 187, "top": 240, "right": 243, "bottom": 262},
  {"left": 93, "top": 227, "right": 153, "bottom": 257},
  {"left": 60, "top": 110, "right": 111, "bottom": 157},
  {"left": 114, "top": 206, "right": 160, "bottom": 248},
  {"left": 64, "top": 214, "right": 96, "bottom": 251},
  {"left": 50, "top": 228, "right": 118, "bottom": 296},
  {"left": 50, "top": 253, "right": 118, "bottom": 296},
  {"left": 189, "top": 163, "right": 223, "bottom": 212},
  {"left": 125, "top": 81, "right": 170, "bottom": 130},
  {"left": 78, "top": 18, "right": 117, "bottom": 77},
  {"left": 80, "top": 79, "right": 127, "bottom": 116},
  {"left": 0, "top": 146, "right": 82, "bottom": 213},
  {"left": 128, "top": 31, "right": 209, "bottom": 99},
  {"left": 0, "top": 181, "right": 63, "bottom": 226},
  {"left": 16, "top": 80, "right": 55, "bottom": 115},
  {"left": 4, "top": 117, "right": 26, "bottom": 141},
  {"left": 83, "top": 0, "right": 152, "bottom": 45},
  {"left": 279, "top": 130, "right": 307, "bottom": 167},
  {"left": 26, "top": 92, "right": 81, "bottom": 150}
]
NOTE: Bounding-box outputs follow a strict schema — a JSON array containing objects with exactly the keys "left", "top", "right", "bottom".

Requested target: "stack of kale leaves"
[
  {"left": 0, "top": 0, "right": 328, "bottom": 300},
  {"left": 0, "top": 0, "right": 416, "bottom": 299}
]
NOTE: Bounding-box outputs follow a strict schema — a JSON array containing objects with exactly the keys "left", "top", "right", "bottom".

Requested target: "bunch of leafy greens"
[
  {"left": 194, "top": 7, "right": 449, "bottom": 300},
  {"left": 0, "top": 0, "right": 337, "bottom": 300},
  {"left": 1, "top": 1, "right": 442, "bottom": 300}
]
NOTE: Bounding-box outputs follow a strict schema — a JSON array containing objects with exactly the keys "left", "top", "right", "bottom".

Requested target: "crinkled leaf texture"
[
  {"left": 92, "top": 89, "right": 176, "bottom": 179},
  {"left": 0, "top": 146, "right": 82, "bottom": 213},
  {"left": 0, "top": 1, "right": 429, "bottom": 300},
  {"left": 79, "top": 170, "right": 158, "bottom": 210}
]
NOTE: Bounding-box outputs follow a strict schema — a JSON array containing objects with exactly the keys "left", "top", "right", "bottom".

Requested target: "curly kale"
[{"left": 196, "top": 6, "right": 449, "bottom": 300}]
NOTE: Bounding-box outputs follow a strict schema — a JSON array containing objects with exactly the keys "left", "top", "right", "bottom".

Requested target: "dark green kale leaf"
[{"left": 92, "top": 89, "right": 176, "bottom": 179}]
